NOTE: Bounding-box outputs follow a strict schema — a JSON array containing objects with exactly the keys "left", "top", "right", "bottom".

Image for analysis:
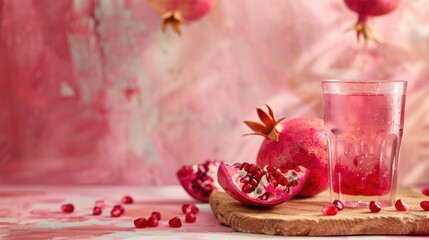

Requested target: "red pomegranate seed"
[
  {"left": 147, "top": 216, "right": 158, "bottom": 227},
  {"left": 111, "top": 208, "right": 122, "bottom": 217},
  {"left": 182, "top": 204, "right": 199, "bottom": 214},
  {"left": 122, "top": 195, "right": 134, "bottom": 204},
  {"left": 151, "top": 211, "right": 161, "bottom": 220},
  {"left": 134, "top": 218, "right": 147, "bottom": 228},
  {"left": 93, "top": 207, "right": 102, "bottom": 216},
  {"left": 369, "top": 201, "right": 381, "bottom": 213},
  {"left": 322, "top": 204, "right": 338, "bottom": 216},
  {"left": 422, "top": 189, "right": 429, "bottom": 196},
  {"left": 61, "top": 204, "right": 74, "bottom": 213},
  {"left": 240, "top": 162, "right": 250, "bottom": 171},
  {"left": 420, "top": 201, "right": 429, "bottom": 211},
  {"left": 242, "top": 184, "right": 253, "bottom": 193},
  {"left": 113, "top": 205, "right": 125, "bottom": 214},
  {"left": 185, "top": 213, "right": 196, "bottom": 223},
  {"left": 332, "top": 200, "right": 344, "bottom": 211},
  {"left": 168, "top": 216, "right": 182, "bottom": 228},
  {"left": 395, "top": 199, "right": 409, "bottom": 211},
  {"left": 94, "top": 200, "right": 105, "bottom": 209}
]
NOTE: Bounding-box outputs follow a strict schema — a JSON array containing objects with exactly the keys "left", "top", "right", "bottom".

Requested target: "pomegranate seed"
[
  {"left": 258, "top": 192, "right": 269, "bottom": 200},
  {"left": 151, "top": 211, "right": 161, "bottom": 220},
  {"left": 248, "top": 164, "right": 257, "bottom": 174},
  {"left": 94, "top": 200, "right": 105, "bottom": 209},
  {"left": 93, "top": 207, "right": 102, "bottom": 216},
  {"left": 294, "top": 165, "right": 301, "bottom": 172},
  {"left": 332, "top": 200, "right": 344, "bottom": 211},
  {"left": 111, "top": 208, "right": 123, "bottom": 217},
  {"left": 253, "top": 172, "right": 262, "bottom": 181},
  {"left": 422, "top": 189, "right": 429, "bottom": 196},
  {"left": 232, "top": 163, "right": 242, "bottom": 168},
  {"left": 369, "top": 201, "right": 381, "bottom": 213},
  {"left": 242, "top": 184, "right": 253, "bottom": 193},
  {"left": 240, "top": 176, "right": 250, "bottom": 183},
  {"left": 249, "top": 179, "right": 258, "bottom": 188},
  {"left": 281, "top": 178, "right": 289, "bottom": 186},
  {"left": 182, "top": 204, "right": 199, "bottom": 214},
  {"left": 122, "top": 195, "right": 134, "bottom": 204},
  {"left": 147, "top": 216, "right": 158, "bottom": 227},
  {"left": 289, "top": 180, "right": 298, "bottom": 187},
  {"left": 266, "top": 165, "right": 276, "bottom": 173},
  {"left": 168, "top": 216, "right": 182, "bottom": 228},
  {"left": 134, "top": 218, "right": 147, "bottom": 228},
  {"left": 240, "top": 162, "right": 250, "bottom": 171},
  {"left": 322, "top": 204, "right": 338, "bottom": 216},
  {"left": 185, "top": 213, "right": 196, "bottom": 223},
  {"left": 395, "top": 199, "right": 409, "bottom": 211},
  {"left": 420, "top": 201, "right": 429, "bottom": 211},
  {"left": 61, "top": 204, "right": 74, "bottom": 213},
  {"left": 279, "top": 166, "right": 289, "bottom": 173},
  {"left": 113, "top": 205, "right": 125, "bottom": 214}
]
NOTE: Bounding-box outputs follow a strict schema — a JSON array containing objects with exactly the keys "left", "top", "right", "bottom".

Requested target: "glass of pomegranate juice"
[{"left": 322, "top": 80, "right": 407, "bottom": 207}]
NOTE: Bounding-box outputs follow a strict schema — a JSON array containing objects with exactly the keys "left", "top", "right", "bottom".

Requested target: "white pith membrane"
[{"left": 233, "top": 166, "right": 304, "bottom": 200}]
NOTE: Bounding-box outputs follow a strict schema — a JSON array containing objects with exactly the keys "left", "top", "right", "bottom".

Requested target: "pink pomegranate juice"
[{"left": 324, "top": 93, "right": 405, "bottom": 207}]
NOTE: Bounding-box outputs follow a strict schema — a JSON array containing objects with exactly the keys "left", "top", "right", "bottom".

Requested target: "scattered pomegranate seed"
[
  {"left": 93, "top": 207, "right": 102, "bottom": 216},
  {"left": 322, "top": 204, "right": 338, "bottom": 216},
  {"left": 182, "top": 204, "right": 199, "bottom": 214},
  {"left": 369, "top": 201, "right": 381, "bottom": 213},
  {"left": 151, "top": 211, "right": 161, "bottom": 220},
  {"left": 422, "top": 189, "right": 429, "bottom": 196},
  {"left": 185, "top": 213, "right": 196, "bottom": 223},
  {"left": 61, "top": 204, "right": 74, "bottom": 213},
  {"left": 111, "top": 207, "right": 123, "bottom": 217},
  {"left": 332, "top": 200, "right": 344, "bottom": 211},
  {"left": 122, "top": 195, "right": 134, "bottom": 204},
  {"left": 420, "top": 201, "right": 429, "bottom": 211},
  {"left": 94, "top": 200, "right": 105, "bottom": 209},
  {"left": 395, "top": 199, "right": 409, "bottom": 211},
  {"left": 169, "top": 216, "right": 182, "bottom": 228},
  {"left": 134, "top": 218, "right": 147, "bottom": 228},
  {"left": 147, "top": 216, "right": 158, "bottom": 227},
  {"left": 113, "top": 205, "right": 125, "bottom": 214}
]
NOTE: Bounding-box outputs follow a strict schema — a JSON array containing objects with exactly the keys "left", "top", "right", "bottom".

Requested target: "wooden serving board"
[{"left": 209, "top": 187, "right": 429, "bottom": 236}]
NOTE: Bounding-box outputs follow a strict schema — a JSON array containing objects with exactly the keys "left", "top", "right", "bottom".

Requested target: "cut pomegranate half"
[
  {"left": 217, "top": 162, "right": 308, "bottom": 207},
  {"left": 177, "top": 160, "right": 222, "bottom": 202}
]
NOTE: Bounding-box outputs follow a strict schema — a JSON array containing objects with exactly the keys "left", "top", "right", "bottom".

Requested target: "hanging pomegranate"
[
  {"left": 343, "top": 0, "right": 401, "bottom": 43},
  {"left": 147, "top": 0, "right": 215, "bottom": 35}
]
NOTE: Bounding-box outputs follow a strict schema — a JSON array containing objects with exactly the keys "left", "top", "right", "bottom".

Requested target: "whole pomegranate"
[
  {"left": 343, "top": 0, "right": 401, "bottom": 43},
  {"left": 147, "top": 0, "right": 215, "bottom": 35},
  {"left": 245, "top": 105, "right": 328, "bottom": 197}
]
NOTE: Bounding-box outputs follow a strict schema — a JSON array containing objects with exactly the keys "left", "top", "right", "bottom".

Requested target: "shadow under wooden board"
[{"left": 209, "top": 187, "right": 429, "bottom": 236}]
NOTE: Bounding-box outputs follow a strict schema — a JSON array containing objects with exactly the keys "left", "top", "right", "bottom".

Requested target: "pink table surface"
[{"left": 0, "top": 185, "right": 427, "bottom": 240}]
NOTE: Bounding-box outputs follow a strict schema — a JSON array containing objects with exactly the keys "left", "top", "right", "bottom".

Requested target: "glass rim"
[{"left": 322, "top": 79, "right": 407, "bottom": 84}]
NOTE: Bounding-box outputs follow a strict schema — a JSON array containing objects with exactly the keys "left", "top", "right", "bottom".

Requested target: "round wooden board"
[{"left": 209, "top": 187, "right": 429, "bottom": 236}]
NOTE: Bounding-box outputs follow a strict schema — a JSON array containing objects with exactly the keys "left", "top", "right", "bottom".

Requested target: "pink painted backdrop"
[{"left": 0, "top": 0, "right": 428, "bottom": 185}]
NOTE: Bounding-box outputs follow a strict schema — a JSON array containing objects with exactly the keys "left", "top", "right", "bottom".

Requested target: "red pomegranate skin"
[
  {"left": 256, "top": 117, "right": 328, "bottom": 197},
  {"left": 344, "top": 0, "right": 401, "bottom": 17}
]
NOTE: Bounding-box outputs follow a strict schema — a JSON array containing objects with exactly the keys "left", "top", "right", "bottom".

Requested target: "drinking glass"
[{"left": 322, "top": 80, "right": 407, "bottom": 207}]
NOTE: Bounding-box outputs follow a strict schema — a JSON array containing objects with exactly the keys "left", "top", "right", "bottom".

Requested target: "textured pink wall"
[{"left": 0, "top": 0, "right": 428, "bottom": 185}]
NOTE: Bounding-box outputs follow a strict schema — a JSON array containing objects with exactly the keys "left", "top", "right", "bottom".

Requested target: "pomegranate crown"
[{"left": 244, "top": 104, "right": 285, "bottom": 141}]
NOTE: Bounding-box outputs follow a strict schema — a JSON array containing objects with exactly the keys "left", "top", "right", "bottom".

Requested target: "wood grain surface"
[{"left": 209, "top": 187, "right": 429, "bottom": 236}]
